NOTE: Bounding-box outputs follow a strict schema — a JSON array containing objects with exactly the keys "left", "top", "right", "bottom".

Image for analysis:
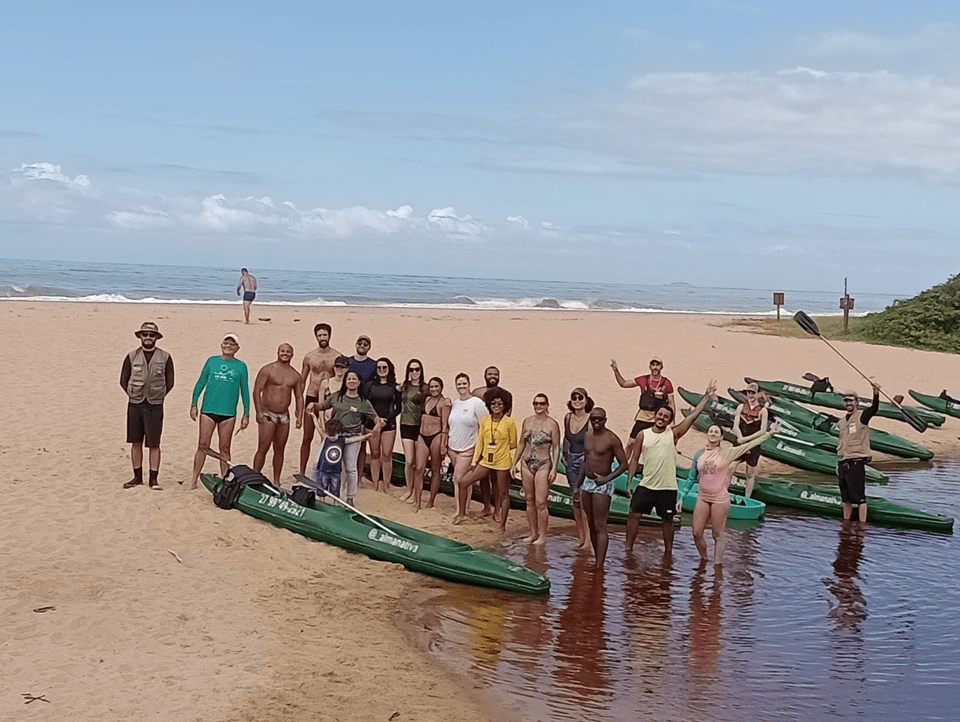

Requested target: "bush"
[{"left": 859, "top": 273, "right": 960, "bottom": 352}]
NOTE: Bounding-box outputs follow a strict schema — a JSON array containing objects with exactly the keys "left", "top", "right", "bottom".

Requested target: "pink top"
[{"left": 696, "top": 449, "right": 735, "bottom": 504}]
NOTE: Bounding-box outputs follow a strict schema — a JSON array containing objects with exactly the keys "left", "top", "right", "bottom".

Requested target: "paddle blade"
[
  {"left": 794, "top": 311, "right": 821, "bottom": 337},
  {"left": 901, "top": 407, "right": 929, "bottom": 434},
  {"left": 802, "top": 372, "right": 822, "bottom": 382}
]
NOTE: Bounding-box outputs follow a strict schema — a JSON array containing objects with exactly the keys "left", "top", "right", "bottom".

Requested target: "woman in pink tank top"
[{"left": 689, "top": 422, "right": 777, "bottom": 566}]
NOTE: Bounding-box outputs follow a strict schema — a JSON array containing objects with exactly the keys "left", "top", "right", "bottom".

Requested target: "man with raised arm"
[
  {"left": 626, "top": 380, "right": 716, "bottom": 557},
  {"left": 837, "top": 384, "right": 880, "bottom": 524},
  {"left": 610, "top": 356, "right": 676, "bottom": 454},
  {"left": 299, "top": 323, "right": 341, "bottom": 474},
  {"left": 253, "top": 343, "right": 304, "bottom": 483}
]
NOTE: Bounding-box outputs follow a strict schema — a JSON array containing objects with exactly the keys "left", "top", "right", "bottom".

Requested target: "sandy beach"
[{"left": 2, "top": 301, "right": 958, "bottom": 721}]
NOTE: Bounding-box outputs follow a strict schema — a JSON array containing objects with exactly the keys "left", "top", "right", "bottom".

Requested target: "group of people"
[{"left": 121, "top": 319, "right": 880, "bottom": 570}]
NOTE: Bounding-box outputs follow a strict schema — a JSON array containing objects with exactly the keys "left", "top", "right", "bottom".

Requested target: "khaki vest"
[
  {"left": 837, "top": 410, "right": 871, "bottom": 461},
  {"left": 127, "top": 347, "right": 170, "bottom": 404}
]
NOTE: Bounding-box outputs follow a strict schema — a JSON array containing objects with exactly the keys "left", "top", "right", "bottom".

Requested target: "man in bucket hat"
[{"left": 119, "top": 322, "right": 175, "bottom": 489}]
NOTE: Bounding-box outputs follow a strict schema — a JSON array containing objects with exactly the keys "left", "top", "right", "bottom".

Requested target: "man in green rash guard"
[{"left": 188, "top": 333, "right": 250, "bottom": 489}]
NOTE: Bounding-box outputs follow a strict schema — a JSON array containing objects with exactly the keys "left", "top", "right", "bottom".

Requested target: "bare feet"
[
  {"left": 532, "top": 536, "right": 546, "bottom": 546},
  {"left": 452, "top": 515, "right": 466, "bottom": 525},
  {"left": 522, "top": 534, "right": 537, "bottom": 543}
]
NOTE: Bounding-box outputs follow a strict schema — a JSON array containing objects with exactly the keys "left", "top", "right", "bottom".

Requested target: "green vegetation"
[
  {"left": 725, "top": 273, "right": 960, "bottom": 353},
  {"left": 858, "top": 273, "right": 960, "bottom": 353}
]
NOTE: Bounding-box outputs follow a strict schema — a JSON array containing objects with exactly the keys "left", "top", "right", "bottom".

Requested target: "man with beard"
[
  {"left": 299, "top": 324, "right": 341, "bottom": 474},
  {"left": 471, "top": 365, "right": 512, "bottom": 512},
  {"left": 472, "top": 365, "right": 512, "bottom": 415},
  {"left": 253, "top": 343, "right": 304, "bottom": 483},
  {"left": 348, "top": 335, "right": 377, "bottom": 384},
  {"left": 579, "top": 407, "right": 628, "bottom": 569},
  {"left": 626, "top": 381, "right": 716, "bottom": 556},
  {"left": 837, "top": 384, "right": 880, "bottom": 523},
  {"left": 120, "top": 322, "right": 174, "bottom": 490}
]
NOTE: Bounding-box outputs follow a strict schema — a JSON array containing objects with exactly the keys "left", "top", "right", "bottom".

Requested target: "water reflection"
[{"left": 403, "top": 458, "right": 960, "bottom": 721}]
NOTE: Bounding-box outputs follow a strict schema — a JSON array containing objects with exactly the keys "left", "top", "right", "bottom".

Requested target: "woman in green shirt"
[
  {"left": 188, "top": 334, "right": 250, "bottom": 489},
  {"left": 309, "top": 370, "right": 382, "bottom": 506},
  {"left": 397, "top": 359, "right": 427, "bottom": 503}
]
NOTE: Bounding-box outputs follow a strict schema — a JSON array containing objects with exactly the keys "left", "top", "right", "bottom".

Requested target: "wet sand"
[{"left": 2, "top": 301, "right": 958, "bottom": 720}]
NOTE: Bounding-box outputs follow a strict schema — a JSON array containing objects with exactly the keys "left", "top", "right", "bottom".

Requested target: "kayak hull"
[{"left": 908, "top": 390, "right": 960, "bottom": 420}]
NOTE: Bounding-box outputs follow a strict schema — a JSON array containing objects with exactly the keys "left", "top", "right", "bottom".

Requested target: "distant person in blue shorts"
[{"left": 236, "top": 267, "right": 257, "bottom": 324}]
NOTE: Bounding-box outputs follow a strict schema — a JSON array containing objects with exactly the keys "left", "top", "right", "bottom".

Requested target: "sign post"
[
  {"left": 839, "top": 278, "right": 855, "bottom": 331},
  {"left": 773, "top": 292, "right": 785, "bottom": 320}
]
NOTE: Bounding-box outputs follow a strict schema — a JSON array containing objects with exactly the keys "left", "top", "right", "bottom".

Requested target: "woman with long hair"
[
  {"left": 414, "top": 376, "right": 451, "bottom": 511},
  {"left": 454, "top": 387, "right": 517, "bottom": 533},
  {"left": 398, "top": 359, "right": 427, "bottom": 502},
  {"left": 513, "top": 393, "right": 561, "bottom": 544},
  {"left": 687, "top": 421, "right": 777, "bottom": 565},
  {"left": 363, "top": 357, "right": 400, "bottom": 493},
  {"left": 562, "top": 387, "right": 594, "bottom": 550}
]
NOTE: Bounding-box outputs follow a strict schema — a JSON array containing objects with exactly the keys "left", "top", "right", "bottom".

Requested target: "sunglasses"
[
  {"left": 409, "top": 367, "right": 422, "bottom": 373},
  {"left": 533, "top": 401, "right": 547, "bottom": 406},
  {"left": 377, "top": 364, "right": 389, "bottom": 370},
  {"left": 139, "top": 333, "right": 158, "bottom": 339},
  {"left": 570, "top": 394, "right": 584, "bottom": 401}
]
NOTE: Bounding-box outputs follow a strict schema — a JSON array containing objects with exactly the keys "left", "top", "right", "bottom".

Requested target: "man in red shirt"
[{"left": 610, "top": 356, "right": 675, "bottom": 455}]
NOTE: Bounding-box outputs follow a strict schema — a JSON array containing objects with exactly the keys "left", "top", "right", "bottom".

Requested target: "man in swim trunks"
[
  {"left": 580, "top": 407, "right": 628, "bottom": 569},
  {"left": 236, "top": 267, "right": 257, "bottom": 324},
  {"left": 838, "top": 384, "right": 880, "bottom": 523},
  {"left": 610, "top": 356, "right": 676, "bottom": 455},
  {"left": 299, "top": 323, "right": 341, "bottom": 473},
  {"left": 120, "top": 321, "right": 174, "bottom": 490},
  {"left": 472, "top": 365, "right": 512, "bottom": 415},
  {"left": 626, "top": 381, "right": 716, "bottom": 556},
  {"left": 253, "top": 343, "right": 304, "bottom": 483}
]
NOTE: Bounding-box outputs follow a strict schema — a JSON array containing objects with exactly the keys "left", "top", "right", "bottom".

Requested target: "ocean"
[{"left": 0, "top": 258, "right": 904, "bottom": 316}]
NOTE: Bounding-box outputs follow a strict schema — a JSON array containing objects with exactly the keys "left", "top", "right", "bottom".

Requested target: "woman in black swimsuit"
[
  {"left": 363, "top": 357, "right": 401, "bottom": 494},
  {"left": 414, "top": 376, "right": 450, "bottom": 511},
  {"left": 563, "top": 387, "right": 594, "bottom": 551}
]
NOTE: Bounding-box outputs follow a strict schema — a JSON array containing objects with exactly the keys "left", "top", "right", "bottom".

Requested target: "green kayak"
[
  {"left": 908, "top": 390, "right": 960, "bottom": 420},
  {"left": 390, "top": 452, "right": 665, "bottom": 527},
  {"left": 607, "top": 474, "right": 765, "bottom": 520},
  {"left": 728, "top": 388, "right": 934, "bottom": 461},
  {"left": 750, "top": 378, "right": 945, "bottom": 427},
  {"left": 683, "top": 408, "right": 889, "bottom": 484},
  {"left": 200, "top": 473, "right": 550, "bottom": 595}
]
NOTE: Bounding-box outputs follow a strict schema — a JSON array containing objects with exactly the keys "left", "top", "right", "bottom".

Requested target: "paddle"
[
  {"left": 792, "top": 311, "right": 928, "bottom": 433},
  {"left": 293, "top": 473, "right": 396, "bottom": 536},
  {"left": 201, "top": 447, "right": 284, "bottom": 494},
  {"left": 802, "top": 372, "right": 821, "bottom": 382}
]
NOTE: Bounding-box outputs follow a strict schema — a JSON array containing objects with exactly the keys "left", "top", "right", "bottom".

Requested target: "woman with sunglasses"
[
  {"left": 308, "top": 370, "right": 381, "bottom": 506},
  {"left": 454, "top": 387, "right": 517, "bottom": 532},
  {"left": 513, "top": 394, "right": 561, "bottom": 544},
  {"left": 414, "top": 376, "right": 451, "bottom": 511},
  {"left": 398, "top": 359, "right": 427, "bottom": 502},
  {"left": 732, "top": 382, "right": 769, "bottom": 497},
  {"left": 363, "top": 357, "right": 401, "bottom": 494},
  {"left": 447, "top": 373, "right": 488, "bottom": 512},
  {"left": 562, "top": 387, "right": 594, "bottom": 550}
]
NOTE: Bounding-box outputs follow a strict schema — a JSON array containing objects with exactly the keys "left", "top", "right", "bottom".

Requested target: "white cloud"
[{"left": 13, "top": 162, "right": 92, "bottom": 190}]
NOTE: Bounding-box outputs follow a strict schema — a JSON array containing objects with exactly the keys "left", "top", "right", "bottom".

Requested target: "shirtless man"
[
  {"left": 472, "top": 365, "right": 512, "bottom": 414},
  {"left": 299, "top": 323, "right": 341, "bottom": 473},
  {"left": 626, "top": 381, "right": 716, "bottom": 557},
  {"left": 579, "top": 407, "right": 628, "bottom": 569},
  {"left": 253, "top": 344, "right": 304, "bottom": 482},
  {"left": 236, "top": 268, "right": 258, "bottom": 324}
]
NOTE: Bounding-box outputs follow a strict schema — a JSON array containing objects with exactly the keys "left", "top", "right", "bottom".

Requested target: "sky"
[{"left": 2, "top": 1, "right": 959, "bottom": 293}]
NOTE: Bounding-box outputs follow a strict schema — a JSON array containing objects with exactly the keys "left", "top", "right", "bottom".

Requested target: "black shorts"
[
  {"left": 837, "top": 458, "right": 867, "bottom": 505},
  {"left": 242, "top": 291, "right": 256, "bottom": 302},
  {"left": 203, "top": 412, "right": 234, "bottom": 425},
  {"left": 630, "top": 485, "right": 677, "bottom": 520},
  {"left": 630, "top": 419, "right": 655, "bottom": 439},
  {"left": 127, "top": 402, "right": 164, "bottom": 447},
  {"left": 741, "top": 446, "right": 761, "bottom": 467},
  {"left": 399, "top": 423, "right": 419, "bottom": 441}
]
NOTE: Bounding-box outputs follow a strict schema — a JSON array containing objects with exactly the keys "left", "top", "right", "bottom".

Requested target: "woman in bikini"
[
  {"left": 732, "top": 382, "right": 769, "bottom": 498},
  {"left": 454, "top": 387, "right": 517, "bottom": 533},
  {"left": 562, "top": 387, "right": 593, "bottom": 550},
  {"left": 414, "top": 376, "right": 451, "bottom": 511},
  {"left": 398, "top": 359, "right": 427, "bottom": 502},
  {"left": 513, "top": 393, "right": 561, "bottom": 544},
  {"left": 447, "top": 373, "right": 488, "bottom": 512},
  {"left": 363, "top": 357, "right": 401, "bottom": 494},
  {"left": 687, "top": 421, "right": 778, "bottom": 565}
]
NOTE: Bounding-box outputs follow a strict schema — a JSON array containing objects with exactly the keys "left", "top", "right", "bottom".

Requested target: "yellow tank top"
[{"left": 640, "top": 428, "right": 677, "bottom": 491}]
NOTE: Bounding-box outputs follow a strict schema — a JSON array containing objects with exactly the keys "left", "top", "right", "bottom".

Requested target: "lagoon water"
[{"left": 403, "top": 460, "right": 959, "bottom": 721}]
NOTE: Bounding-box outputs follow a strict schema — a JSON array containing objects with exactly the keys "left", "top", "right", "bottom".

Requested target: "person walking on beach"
[
  {"left": 299, "top": 323, "right": 340, "bottom": 474},
  {"left": 626, "top": 381, "right": 716, "bottom": 557},
  {"left": 514, "top": 394, "right": 561, "bottom": 545},
  {"left": 610, "top": 356, "right": 675, "bottom": 455},
  {"left": 252, "top": 343, "right": 304, "bottom": 483},
  {"left": 837, "top": 384, "right": 880, "bottom": 523},
  {"left": 188, "top": 334, "right": 250, "bottom": 489},
  {"left": 579, "top": 408, "right": 629, "bottom": 569},
  {"left": 732, "top": 381, "right": 769, "bottom": 498},
  {"left": 687, "top": 422, "right": 778, "bottom": 565},
  {"left": 236, "top": 268, "right": 257, "bottom": 324},
  {"left": 120, "top": 322, "right": 174, "bottom": 490},
  {"left": 562, "top": 387, "right": 593, "bottom": 552}
]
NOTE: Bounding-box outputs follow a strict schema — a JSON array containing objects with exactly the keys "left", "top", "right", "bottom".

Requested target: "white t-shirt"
[{"left": 447, "top": 396, "right": 488, "bottom": 452}]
